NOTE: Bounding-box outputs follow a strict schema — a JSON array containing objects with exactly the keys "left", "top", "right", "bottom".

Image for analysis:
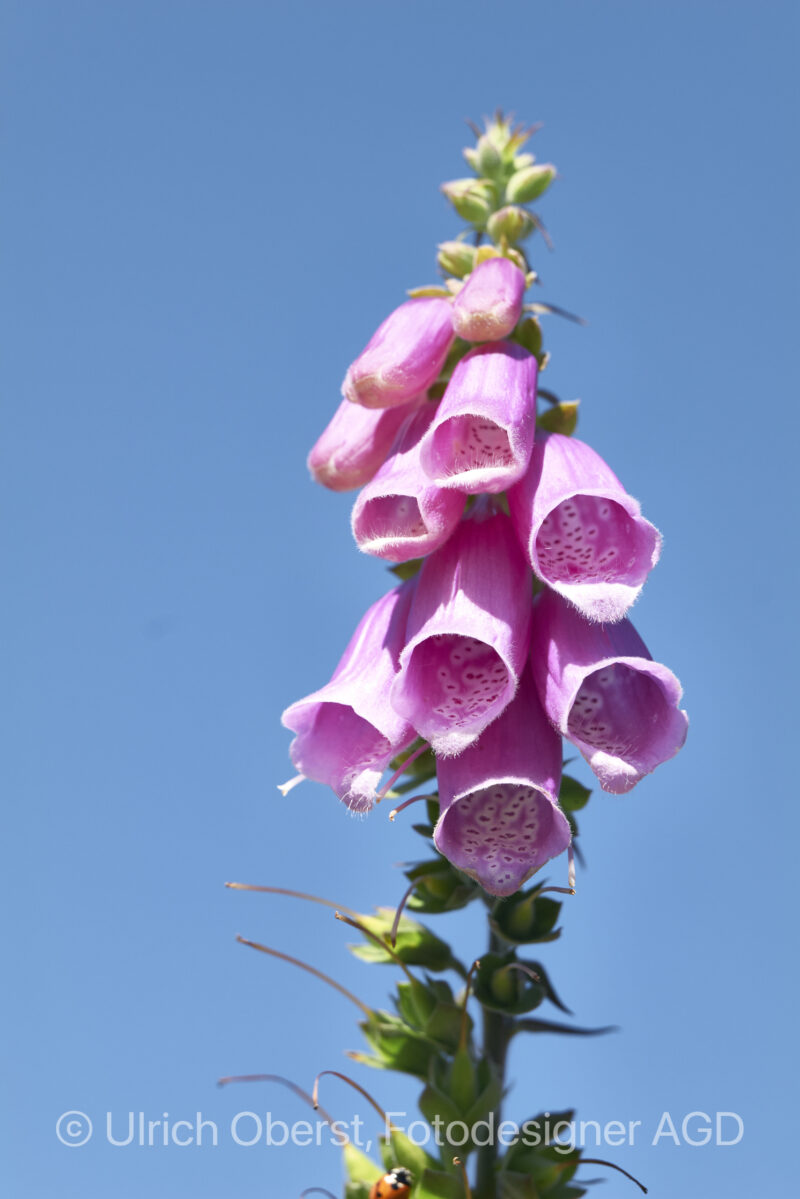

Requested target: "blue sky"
[{"left": 3, "top": 1, "right": 798, "bottom": 1196}]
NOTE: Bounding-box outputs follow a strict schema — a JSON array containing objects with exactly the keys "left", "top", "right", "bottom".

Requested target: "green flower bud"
[
  {"left": 476, "top": 133, "right": 503, "bottom": 178},
  {"left": 441, "top": 178, "right": 496, "bottom": 228},
  {"left": 506, "top": 163, "right": 556, "bottom": 204},
  {"left": 437, "top": 239, "right": 477, "bottom": 279},
  {"left": 487, "top": 204, "right": 535, "bottom": 244}
]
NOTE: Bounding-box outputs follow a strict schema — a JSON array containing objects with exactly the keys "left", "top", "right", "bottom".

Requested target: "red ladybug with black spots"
[{"left": 369, "top": 1166, "right": 413, "bottom": 1198}]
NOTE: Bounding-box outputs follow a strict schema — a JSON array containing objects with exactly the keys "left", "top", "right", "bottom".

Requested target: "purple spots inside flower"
[
  {"left": 430, "top": 415, "right": 514, "bottom": 482},
  {"left": 403, "top": 634, "right": 511, "bottom": 746},
  {"left": 440, "top": 783, "right": 555, "bottom": 895},
  {"left": 567, "top": 664, "right": 666, "bottom": 759},
  {"left": 536, "top": 495, "right": 640, "bottom": 584}
]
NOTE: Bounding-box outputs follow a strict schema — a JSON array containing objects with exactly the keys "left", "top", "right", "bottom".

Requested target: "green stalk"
[{"left": 476, "top": 922, "right": 512, "bottom": 1199}]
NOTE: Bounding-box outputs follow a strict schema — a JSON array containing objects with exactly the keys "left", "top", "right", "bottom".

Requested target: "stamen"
[
  {"left": 277, "top": 773, "right": 305, "bottom": 796},
  {"left": 216, "top": 1073, "right": 339, "bottom": 1135},
  {"left": 389, "top": 793, "right": 435, "bottom": 822},
  {"left": 568, "top": 843, "right": 576, "bottom": 891},
  {"left": 375, "top": 742, "right": 430, "bottom": 803},
  {"left": 580, "top": 1159, "right": 648, "bottom": 1193},
  {"left": 389, "top": 874, "right": 437, "bottom": 947},
  {"left": 225, "top": 882, "right": 359, "bottom": 919},
  {"left": 311, "top": 1070, "right": 394, "bottom": 1129},
  {"left": 235, "top": 936, "right": 373, "bottom": 1020},
  {"left": 453, "top": 1157, "right": 473, "bottom": 1199}
]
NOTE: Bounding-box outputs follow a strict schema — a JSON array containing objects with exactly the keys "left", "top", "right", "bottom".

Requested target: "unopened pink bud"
[
  {"left": 452, "top": 257, "right": 526, "bottom": 343},
  {"left": 342, "top": 298, "right": 454, "bottom": 410}
]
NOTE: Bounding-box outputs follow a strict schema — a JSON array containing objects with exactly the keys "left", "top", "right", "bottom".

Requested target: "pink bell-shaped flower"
[
  {"left": 419, "top": 341, "right": 537, "bottom": 494},
  {"left": 530, "top": 589, "right": 688, "bottom": 794},
  {"left": 390, "top": 506, "right": 532, "bottom": 756},
  {"left": 508, "top": 432, "right": 662, "bottom": 622},
  {"left": 351, "top": 405, "right": 465, "bottom": 562},
  {"left": 434, "top": 666, "right": 569, "bottom": 897},
  {"left": 281, "top": 581, "right": 417, "bottom": 812}
]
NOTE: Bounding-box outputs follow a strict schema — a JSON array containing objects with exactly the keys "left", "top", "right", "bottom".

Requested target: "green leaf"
[
  {"left": 513, "top": 1018, "right": 619, "bottom": 1038},
  {"left": 379, "top": 1128, "right": 438, "bottom": 1178},
  {"left": 537, "top": 401, "right": 579, "bottom": 436},
  {"left": 415, "top": 1168, "right": 463, "bottom": 1199},
  {"left": 558, "top": 776, "right": 591, "bottom": 813},
  {"left": 343, "top": 1140, "right": 382, "bottom": 1184},
  {"left": 498, "top": 1171, "right": 541, "bottom": 1199},
  {"left": 522, "top": 960, "right": 572, "bottom": 1015}
]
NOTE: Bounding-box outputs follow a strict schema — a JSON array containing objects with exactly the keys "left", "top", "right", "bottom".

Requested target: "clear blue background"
[{"left": 3, "top": 1, "right": 798, "bottom": 1196}]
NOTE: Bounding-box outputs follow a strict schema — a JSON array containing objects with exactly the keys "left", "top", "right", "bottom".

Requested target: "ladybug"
[{"left": 369, "top": 1165, "right": 413, "bottom": 1198}]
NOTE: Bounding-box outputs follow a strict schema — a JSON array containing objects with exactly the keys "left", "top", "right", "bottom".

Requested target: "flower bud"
[
  {"left": 505, "top": 164, "right": 556, "bottom": 204},
  {"left": 452, "top": 257, "right": 526, "bottom": 343},
  {"left": 343, "top": 297, "right": 454, "bottom": 410},
  {"left": 441, "top": 178, "right": 496, "bottom": 227},
  {"left": 437, "top": 240, "right": 477, "bottom": 279},
  {"left": 475, "top": 133, "right": 502, "bottom": 178},
  {"left": 487, "top": 205, "right": 535, "bottom": 244}
]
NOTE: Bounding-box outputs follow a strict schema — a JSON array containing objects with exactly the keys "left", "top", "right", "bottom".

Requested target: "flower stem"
[{"left": 476, "top": 922, "right": 512, "bottom": 1199}]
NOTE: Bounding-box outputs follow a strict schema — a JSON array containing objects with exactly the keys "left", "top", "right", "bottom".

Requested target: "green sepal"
[
  {"left": 355, "top": 1014, "right": 440, "bottom": 1078},
  {"left": 404, "top": 858, "right": 480, "bottom": 915},
  {"left": 502, "top": 1112, "right": 576, "bottom": 1177},
  {"left": 558, "top": 775, "right": 591, "bottom": 813},
  {"left": 463, "top": 1060, "right": 502, "bottom": 1127},
  {"left": 415, "top": 1168, "right": 464, "bottom": 1198},
  {"left": 389, "top": 558, "right": 423, "bottom": 581},
  {"left": 490, "top": 888, "right": 563, "bottom": 945},
  {"left": 537, "top": 401, "right": 579, "bottom": 436},
  {"left": 447, "top": 1047, "right": 477, "bottom": 1113},
  {"left": 497, "top": 1171, "right": 541, "bottom": 1199},
  {"left": 437, "top": 239, "right": 477, "bottom": 279},
  {"left": 379, "top": 1128, "right": 438, "bottom": 1178},
  {"left": 513, "top": 316, "right": 543, "bottom": 358},
  {"left": 418, "top": 1077, "right": 463, "bottom": 1130},
  {"left": 423, "top": 995, "right": 468, "bottom": 1053},
  {"left": 474, "top": 952, "right": 544, "bottom": 1015},
  {"left": 520, "top": 959, "right": 572, "bottom": 1015},
  {"left": 349, "top": 908, "right": 455, "bottom": 972},
  {"left": 407, "top": 284, "right": 453, "bottom": 298}
]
